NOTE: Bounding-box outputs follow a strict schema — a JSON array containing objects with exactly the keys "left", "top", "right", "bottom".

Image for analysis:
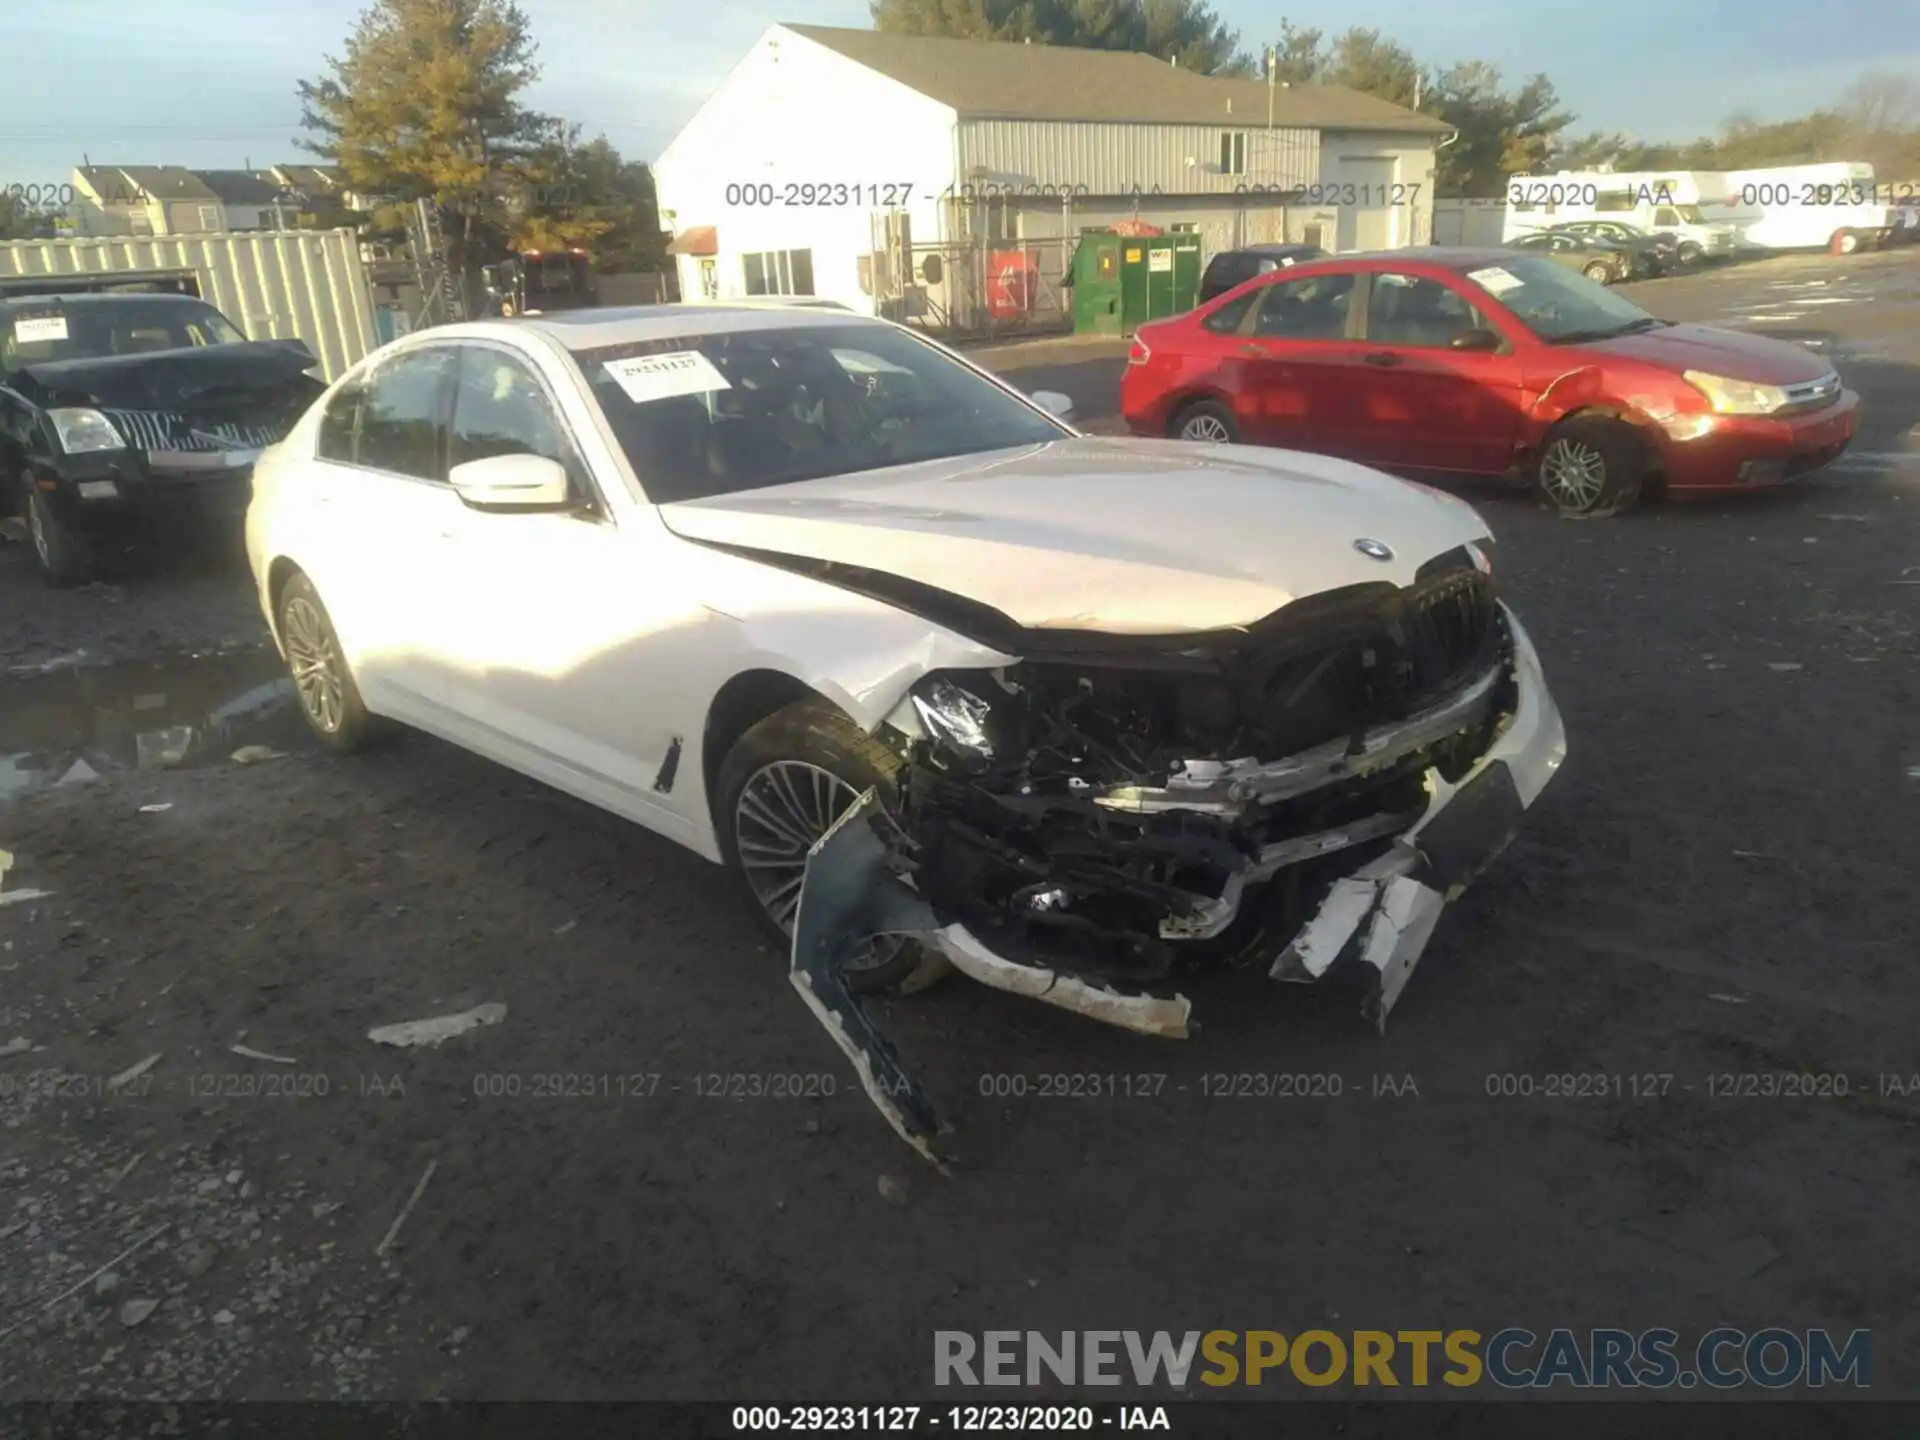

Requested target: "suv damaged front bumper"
[{"left": 789, "top": 607, "right": 1567, "bottom": 1166}]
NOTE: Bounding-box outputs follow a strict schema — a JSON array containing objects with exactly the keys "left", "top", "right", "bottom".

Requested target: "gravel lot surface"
[{"left": 2, "top": 249, "right": 1916, "bottom": 1408}]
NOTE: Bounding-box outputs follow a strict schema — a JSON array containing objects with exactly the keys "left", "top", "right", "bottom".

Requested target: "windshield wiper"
[{"left": 1551, "top": 317, "right": 1664, "bottom": 345}]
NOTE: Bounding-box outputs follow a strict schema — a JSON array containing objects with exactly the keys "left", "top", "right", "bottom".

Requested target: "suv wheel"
[
  {"left": 716, "top": 697, "right": 918, "bottom": 991},
  {"left": 1535, "top": 416, "right": 1646, "bottom": 518},
  {"left": 1170, "top": 399, "right": 1239, "bottom": 444},
  {"left": 26, "top": 487, "right": 93, "bottom": 588},
  {"left": 1676, "top": 241, "right": 1704, "bottom": 267}
]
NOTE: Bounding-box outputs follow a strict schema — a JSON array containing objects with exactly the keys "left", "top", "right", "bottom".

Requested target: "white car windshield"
[
  {"left": 573, "top": 323, "right": 1068, "bottom": 502},
  {"left": 1465, "top": 256, "right": 1662, "bottom": 344}
]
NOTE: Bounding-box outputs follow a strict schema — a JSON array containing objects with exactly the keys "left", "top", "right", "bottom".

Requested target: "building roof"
[
  {"left": 113, "top": 166, "right": 224, "bottom": 202},
  {"left": 273, "top": 164, "right": 349, "bottom": 192},
  {"left": 666, "top": 225, "right": 718, "bottom": 256},
  {"left": 195, "top": 170, "right": 287, "bottom": 205},
  {"left": 782, "top": 25, "right": 1448, "bottom": 133}
]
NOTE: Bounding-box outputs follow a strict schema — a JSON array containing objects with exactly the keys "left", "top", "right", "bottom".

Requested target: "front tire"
[
  {"left": 1535, "top": 416, "right": 1646, "bottom": 518},
  {"left": 1170, "top": 399, "right": 1239, "bottom": 444},
  {"left": 716, "top": 697, "right": 918, "bottom": 992},
  {"left": 277, "top": 571, "right": 375, "bottom": 752},
  {"left": 26, "top": 487, "right": 93, "bottom": 588},
  {"left": 1676, "top": 242, "right": 1703, "bottom": 268},
  {"left": 1830, "top": 229, "right": 1860, "bottom": 255},
  {"left": 1582, "top": 261, "right": 1614, "bottom": 284}
]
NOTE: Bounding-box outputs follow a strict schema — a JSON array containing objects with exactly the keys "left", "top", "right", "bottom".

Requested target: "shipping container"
[{"left": 0, "top": 228, "right": 378, "bottom": 381}]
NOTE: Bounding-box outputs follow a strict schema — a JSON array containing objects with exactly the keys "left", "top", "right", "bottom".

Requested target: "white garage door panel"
[{"left": 1335, "top": 157, "right": 1398, "bottom": 252}]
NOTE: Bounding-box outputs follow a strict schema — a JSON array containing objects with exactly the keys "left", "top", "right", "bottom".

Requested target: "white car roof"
[{"left": 440, "top": 302, "right": 873, "bottom": 353}]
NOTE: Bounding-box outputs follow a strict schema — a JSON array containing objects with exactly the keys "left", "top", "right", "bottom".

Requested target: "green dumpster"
[
  {"left": 1119, "top": 235, "right": 1203, "bottom": 326},
  {"left": 1069, "top": 233, "right": 1123, "bottom": 336}
]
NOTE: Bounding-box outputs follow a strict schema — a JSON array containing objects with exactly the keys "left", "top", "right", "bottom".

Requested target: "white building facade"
[{"left": 654, "top": 25, "right": 1446, "bottom": 325}]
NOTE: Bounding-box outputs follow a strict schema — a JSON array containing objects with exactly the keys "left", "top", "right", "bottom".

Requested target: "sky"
[{"left": 1, "top": 0, "right": 1914, "bottom": 182}]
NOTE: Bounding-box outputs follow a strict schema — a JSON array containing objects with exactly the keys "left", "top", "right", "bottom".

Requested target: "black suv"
[
  {"left": 1, "top": 293, "right": 324, "bottom": 586},
  {"left": 1197, "top": 244, "right": 1329, "bottom": 303}
]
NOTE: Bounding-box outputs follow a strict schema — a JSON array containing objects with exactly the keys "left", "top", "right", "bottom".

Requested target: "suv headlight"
[
  {"left": 1682, "top": 372, "right": 1790, "bottom": 416},
  {"left": 48, "top": 407, "right": 128, "bottom": 454}
]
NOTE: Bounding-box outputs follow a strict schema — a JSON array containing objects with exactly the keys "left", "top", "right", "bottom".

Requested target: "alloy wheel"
[
  {"left": 1180, "top": 412, "right": 1232, "bottom": 442},
  {"left": 1539, "top": 438, "right": 1608, "bottom": 511},
  {"left": 735, "top": 759, "right": 899, "bottom": 971},
  {"left": 282, "top": 595, "right": 346, "bottom": 734}
]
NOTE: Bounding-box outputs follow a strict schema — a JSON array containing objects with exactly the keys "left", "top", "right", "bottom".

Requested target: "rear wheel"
[
  {"left": 1582, "top": 260, "right": 1614, "bottom": 284},
  {"left": 1830, "top": 229, "right": 1861, "bottom": 255},
  {"left": 1535, "top": 416, "right": 1646, "bottom": 518},
  {"left": 277, "top": 571, "right": 375, "bottom": 752},
  {"left": 1170, "top": 399, "right": 1239, "bottom": 444},
  {"left": 26, "top": 487, "right": 93, "bottom": 588},
  {"left": 716, "top": 697, "right": 918, "bottom": 992}
]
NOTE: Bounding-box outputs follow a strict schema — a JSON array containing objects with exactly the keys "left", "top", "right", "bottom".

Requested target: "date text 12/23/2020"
[{"left": 719, "top": 180, "right": 1423, "bottom": 207}]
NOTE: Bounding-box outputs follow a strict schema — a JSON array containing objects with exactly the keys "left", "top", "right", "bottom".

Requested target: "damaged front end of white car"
[{"left": 785, "top": 544, "right": 1567, "bottom": 1166}]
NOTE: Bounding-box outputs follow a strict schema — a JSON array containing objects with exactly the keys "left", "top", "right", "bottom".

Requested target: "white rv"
[
  {"left": 1503, "top": 171, "right": 1743, "bottom": 262},
  {"left": 1723, "top": 163, "right": 1895, "bottom": 253}
]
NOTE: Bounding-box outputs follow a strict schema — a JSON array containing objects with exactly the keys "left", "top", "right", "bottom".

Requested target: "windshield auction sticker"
[
  {"left": 13, "top": 314, "right": 69, "bottom": 343},
  {"left": 603, "top": 349, "right": 732, "bottom": 404},
  {"left": 1466, "top": 266, "right": 1523, "bottom": 295}
]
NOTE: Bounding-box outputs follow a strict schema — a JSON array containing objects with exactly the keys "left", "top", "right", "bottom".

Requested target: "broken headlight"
[{"left": 910, "top": 677, "right": 995, "bottom": 763}]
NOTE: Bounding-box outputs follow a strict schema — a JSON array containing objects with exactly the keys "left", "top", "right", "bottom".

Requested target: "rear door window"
[
  {"left": 1250, "top": 273, "right": 1356, "bottom": 339},
  {"left": 355, "top": 348, "right": 457, "bottom": 480},
  {"left": 1202, "top": 292, "right": 1258, "bottom": 334},
  {"left": 316, "top": 380, "right": 366, "bottom": 465}
]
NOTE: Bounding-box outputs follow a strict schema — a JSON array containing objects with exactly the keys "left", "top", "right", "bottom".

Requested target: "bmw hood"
[{"left": 659, "top": 437, "right": 1491, "bottom": 635}]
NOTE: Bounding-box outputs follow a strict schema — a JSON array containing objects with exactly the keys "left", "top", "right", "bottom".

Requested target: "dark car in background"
[
  {"left": 1537, "top": 220, "right": 1682, "bottom": 275},
  {"left": 1506, "top": 230, "right": 1635, "bottom": 284},
  {"left": 1197, "top": 244, "right": 1328, "bottom": 302},
  {"left": 0, "top": 293, "right": 324, "bottom": 587}
]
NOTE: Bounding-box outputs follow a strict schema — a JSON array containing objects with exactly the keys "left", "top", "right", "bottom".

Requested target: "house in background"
[
  {"left": 653, "top": 23, "right": 1447, "bottom": 328},
  {"left": 65, "top": 164, "right": 375, "bottom": 237},
  {"left": 194, "top": 170, "right": 297, "bottom": 230}
]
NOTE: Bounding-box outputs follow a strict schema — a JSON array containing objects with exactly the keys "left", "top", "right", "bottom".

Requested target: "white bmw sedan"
[{"left": 246, "top": 303, "right": 1565, "bottom": 1146}]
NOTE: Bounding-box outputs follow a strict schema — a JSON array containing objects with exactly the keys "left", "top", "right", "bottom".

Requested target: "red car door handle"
[
  {"left": 1363, "top": 352, "right": 1401, "bottom": 366},
  {"left": 1239, "top": 342, "right": 1271, "bottom": 356}
]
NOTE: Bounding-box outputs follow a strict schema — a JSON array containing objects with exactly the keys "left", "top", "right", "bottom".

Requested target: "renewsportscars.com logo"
[{"left": 934, "top": 1328, "right": 1873, "bottom": 1390}]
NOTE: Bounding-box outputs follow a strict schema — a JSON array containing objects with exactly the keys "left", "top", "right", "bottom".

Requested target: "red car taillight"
[{"left": 1127, "top": 334, "right": 1152, "bottom": 366}]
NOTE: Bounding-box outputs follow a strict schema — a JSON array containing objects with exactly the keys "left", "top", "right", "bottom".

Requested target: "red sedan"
[{"left": 1120, "top": 247, "right": 1860, "bottom": 516}]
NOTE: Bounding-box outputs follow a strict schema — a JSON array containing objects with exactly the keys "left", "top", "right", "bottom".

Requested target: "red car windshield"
[{"left": 1463, "top": 257, "right": 1662, "bottom": 344}]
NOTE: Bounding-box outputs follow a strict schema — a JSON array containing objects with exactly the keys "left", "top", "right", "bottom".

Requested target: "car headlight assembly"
[
  {"left": 48, "top": 407, "right": 129, "bottom": 454},
  {"left": 1683, "top": 371, "right": 1791, "bottom": 417}
]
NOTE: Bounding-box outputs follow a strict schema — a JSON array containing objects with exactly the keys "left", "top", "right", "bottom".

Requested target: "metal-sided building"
[{"left": 652, "top": 23, "right": 1447, "bottom": 334}]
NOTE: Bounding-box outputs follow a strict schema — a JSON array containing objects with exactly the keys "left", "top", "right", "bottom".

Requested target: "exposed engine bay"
[
  {"left": 786, "top": 546, "right": 1567, "bottom": 1167},
  {"left": 887, "top": 551, "right": 1506, "bottom": 982}
]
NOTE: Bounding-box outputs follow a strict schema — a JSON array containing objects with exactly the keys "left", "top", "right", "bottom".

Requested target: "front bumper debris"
[{"left": 790, "top": 606, "right": 1567, "bottom": 1163}]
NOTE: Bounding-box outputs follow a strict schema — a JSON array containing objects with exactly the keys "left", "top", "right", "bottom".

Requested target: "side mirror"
[
  {"left": 448, "top": 453, "right": 574, "bottom": 511},
  {"left": 1450, "top": 328, "right": 1503, "bottom": 353},
  {"left": 1029, "top": 389, "right": 1076, "bottom": 423}
]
